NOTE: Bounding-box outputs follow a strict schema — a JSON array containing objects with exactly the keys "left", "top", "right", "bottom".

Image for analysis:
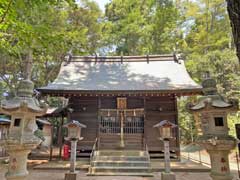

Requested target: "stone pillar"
[
  {"left": 161, "top": 140, "right": 176, "bottom": 180},
  {"left": 70, "top": 140, "right": 77, "bottom": 173},
  {"left": 199, "top": 140, "right": 236, "bottom": 180},
  {"left": 208, "top": 150, "right": 232, "bottom": 180},
  {"left": 164, "top": 140, "right": 171, "bottom": 173},
  {"left": 6, "top": 149, "right": 30, "bottom": 180}
]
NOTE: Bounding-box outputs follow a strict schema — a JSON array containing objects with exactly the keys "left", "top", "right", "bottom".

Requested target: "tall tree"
[
  {"left": 226, "top": 0, "right": 240, "bottom": 62},
  {"left": 0, "top": 0, "right": 103, "bottom": 93},
  {"left": 184, "top": 0, "right": 232, "bottom": 54},
  {"left": 104, "top": 0, "right": 179, "bottom": 55}
]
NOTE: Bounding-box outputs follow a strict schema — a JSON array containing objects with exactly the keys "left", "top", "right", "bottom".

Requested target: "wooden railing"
[{"left": 90, "top": 138, "right": 98, "bottom": 166}]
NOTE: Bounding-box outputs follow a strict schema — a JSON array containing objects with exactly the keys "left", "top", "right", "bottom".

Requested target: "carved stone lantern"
[
  {"left": 154, "top": 120, "right": 177, "bottom": 180},
  {"left": 0, "top": 79, "right": 47, "bottom": 180},
  {"left": 188, "top": 78, "right": 239, "bottom": 180},
  {"left": 64, "top": 120, "right": 86, "bottom": 180}
]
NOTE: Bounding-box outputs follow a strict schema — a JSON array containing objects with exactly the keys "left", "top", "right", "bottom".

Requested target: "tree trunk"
[
  {"left": 226, "top": 0, "right": 240, "bottom": 62},
  {"left": 25, "top": 49, "right": 33, "bottom": 80}
]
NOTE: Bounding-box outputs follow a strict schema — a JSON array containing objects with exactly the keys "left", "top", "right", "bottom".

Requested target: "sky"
[{"left": 94, "top": 0, "right": 110, "bottom": 11}]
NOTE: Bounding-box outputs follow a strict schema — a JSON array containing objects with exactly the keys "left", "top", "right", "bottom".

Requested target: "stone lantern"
[
  {"left": 154, "top": 120, "right": 177, "bottom": 180},
  {"left": 188, "top": 78, "right": 239, "bottom": 180},
  {"left": 0, "top": 79, "right": 47, "bottom": 180},
  {"left": 64, "top": 120, "right": 86, "bottom": 180}
]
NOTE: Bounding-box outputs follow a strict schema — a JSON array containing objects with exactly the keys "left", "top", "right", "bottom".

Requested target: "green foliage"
[
  {"left": 0, "top": 0, "right": 103, "bottom": 92},
  {"left": 186, "top": 49, "right": 240, "bottom": 97},
  {"left": 178, "top": 97, "right": 198, "bottom": 144},
  {"left": 104, "top": 0, "right": 179, "bottom": 55},
  {"left": 34, "top": 129, "right": 45, "bottom": 141}
]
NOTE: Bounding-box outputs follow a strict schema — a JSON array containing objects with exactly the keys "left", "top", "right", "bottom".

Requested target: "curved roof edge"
[{"left": 38, "top": 54, "right": 202, "bottom": 96}]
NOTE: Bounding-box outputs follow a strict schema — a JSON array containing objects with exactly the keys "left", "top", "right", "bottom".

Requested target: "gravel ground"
[{"left": 0, "top": 169, "right": 239, "bottom": 180}]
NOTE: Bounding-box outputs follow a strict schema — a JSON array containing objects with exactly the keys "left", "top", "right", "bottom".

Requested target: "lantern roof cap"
[
  {"left": 188, "top": 78, "right": 239, "bottom": 112},
  {"left": 64, "top": 120, "right": 86, "bottom": 128},
  {"left": 153, "top": 120, "right": 177, "bottom": 128},
  {"left": 0, "top": 80, "right": 47, "bottom": 115}
]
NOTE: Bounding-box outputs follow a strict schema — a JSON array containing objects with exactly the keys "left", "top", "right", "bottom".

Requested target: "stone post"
[
  {"left": 164, "top": 140, "right": 171, "bottom": 173},
  {"left": 188, "top": 78, "right": 239, "bottom": 180},
  {"left": 0, "top": 79, "right": 47, "bottom": 180},
  {"left": 70, "top": 140, "right": 77, "bottom": 173}
]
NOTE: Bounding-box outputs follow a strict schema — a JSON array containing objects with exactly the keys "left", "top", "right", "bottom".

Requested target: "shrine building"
[{"left": 38, "top": 54, "right": 201, "bottom": 174}]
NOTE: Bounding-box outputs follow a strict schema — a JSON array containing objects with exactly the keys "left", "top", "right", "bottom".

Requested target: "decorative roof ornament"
[
  {"left": 187, "top": 78, "right": 238, "bottom": 112},
  {"left": 0, "top": 79, "right": 47, "bottom": 115},
  {"left": 202, "top": 78, "right": 217, "bottom": 95}
]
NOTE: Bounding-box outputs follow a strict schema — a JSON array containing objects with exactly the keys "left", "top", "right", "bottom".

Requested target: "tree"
[
  {"left": 226, "top": 0, "right": 240, "bottom": 62},
  {"left": 104, "top": 0, "right": 179, "bottom": 55},
  {"left": 183, "top": 0, "right": 232, "bottom": 54},
  {"left": 0, "top": 0, "right": 103, "bottom": 94}
]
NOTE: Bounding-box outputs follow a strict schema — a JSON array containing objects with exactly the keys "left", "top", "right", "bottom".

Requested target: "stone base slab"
[
  {"left": 210, "top": 173, "right": 234, "bottom": 180},
  {"left": 64, "top": 172, "right": 77, "bottom": 180},
  {"left": 161, "top": 172, "right": 176, "bottom": 180}
]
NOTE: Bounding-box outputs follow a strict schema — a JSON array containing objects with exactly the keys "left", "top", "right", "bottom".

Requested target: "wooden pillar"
[
  {"left": 59, "top": 114, "right": 64, "bottom": 159},
  {"left": 49, "top": 120, "right": 53, "bottom": 161},
  {"left": 143, "top": 97, "right": 146, "bottom": 150},
  {"left": 174, "top": 95, "right": 180, "bottom": 159},
  {"left": 97, "top": 97, "right": 101, "bottom": 149}
]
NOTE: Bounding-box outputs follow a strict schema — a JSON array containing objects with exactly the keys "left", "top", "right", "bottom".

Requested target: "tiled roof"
[{"left": 38, "top": 54, "right": 202, "bottom": 93}]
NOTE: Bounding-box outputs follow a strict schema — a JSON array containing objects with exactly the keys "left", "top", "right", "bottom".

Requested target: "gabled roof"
[{"left": 38, "top": 54, "right": 202, "bottom": 95}]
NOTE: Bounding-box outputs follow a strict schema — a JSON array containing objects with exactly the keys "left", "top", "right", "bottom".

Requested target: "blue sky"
[{"left": 94, "top": 0, "right": 110, "bottom": 10}]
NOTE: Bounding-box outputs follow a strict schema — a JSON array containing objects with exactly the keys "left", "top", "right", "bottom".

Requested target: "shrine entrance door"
[{"left": 98, "top": 109, "right": 144, "bottom": 150}]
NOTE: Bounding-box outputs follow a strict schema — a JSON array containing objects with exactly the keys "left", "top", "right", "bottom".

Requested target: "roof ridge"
[{"left": 64, "top": 54, "right": 182, "bottom": 63}]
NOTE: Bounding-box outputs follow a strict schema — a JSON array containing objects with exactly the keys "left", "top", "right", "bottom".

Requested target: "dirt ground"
[
  {"left": 0, "top": 168, "right": 239, "bottom": 180},
  {"left": 0, "top": 157, "right": 239, "bottom": 180}
]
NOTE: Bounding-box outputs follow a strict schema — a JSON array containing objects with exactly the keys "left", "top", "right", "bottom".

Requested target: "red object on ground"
[{"left": 63, "top": 144, "right": 70, "bottom": 160}]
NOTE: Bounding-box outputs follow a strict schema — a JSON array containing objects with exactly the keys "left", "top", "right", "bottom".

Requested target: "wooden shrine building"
[{"left": 38, "top": 54, "right": 202, "bottom": 161}]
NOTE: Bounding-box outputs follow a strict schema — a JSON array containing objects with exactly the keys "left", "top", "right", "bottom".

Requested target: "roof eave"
[{"left": 37, "top": 88, "right": 203, "bottom": 97}]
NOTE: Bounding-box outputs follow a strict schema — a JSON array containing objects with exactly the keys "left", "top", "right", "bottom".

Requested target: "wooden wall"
[
  {"left": 145, "top": 96, "right": 179, "bottom": 152},
  {"left": 68, "top": 95, "right": 179, "bottom": 153},
  {"left": 69, "top": 97, "right": 98, "bottom": 150}
]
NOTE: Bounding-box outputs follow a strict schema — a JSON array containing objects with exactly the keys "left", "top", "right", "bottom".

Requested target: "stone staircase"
[{"left": 88, "top": 150, "right": 153, "bottom": 176}]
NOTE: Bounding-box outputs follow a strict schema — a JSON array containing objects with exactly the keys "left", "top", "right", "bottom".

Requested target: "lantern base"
[
  {"left": 64, "top": 172, "right": 77, "bottom": 180},
  {"left": 161, "top": 172, "right": 176, "bottom": 180}
]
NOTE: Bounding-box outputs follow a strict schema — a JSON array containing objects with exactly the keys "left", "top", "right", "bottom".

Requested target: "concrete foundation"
[
  {"left": 64, "top": 172, "right": 77, "bottom": 180},
  {"left": 161, "top": 172, "right": 176, "bottom": 180}
]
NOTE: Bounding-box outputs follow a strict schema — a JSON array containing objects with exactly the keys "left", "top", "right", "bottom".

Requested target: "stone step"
[
  {"left": 94, "top": 150, "right": 147, "bottom": 156},
  {"left": 89, "top": 166, "right": 152, "bottom": 174},
  {"left": 149, "top": 153, "right": 177, "bottom": 158},
  {"left": 87, "top": 172, "right": 153, "bottom": 176},
  {"left": 93, "top": 155, "right": 149, "bottom": 161},
  {"left": 99, "top": 143, "right": 143, "bottom": 150},
  {"left": 91, "top": 160, "right": 150, "bottom": 167},
  {"left": 89, "top": 150, "right": 152, "bottom": 176}
]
